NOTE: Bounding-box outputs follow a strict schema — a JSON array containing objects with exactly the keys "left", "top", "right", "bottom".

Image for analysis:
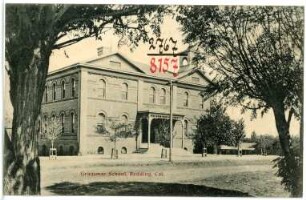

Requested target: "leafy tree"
[
  {"left": 177, "top": 6, "right": 303, "bottom": 196},
  {"left": 44, "top": 117, "right": 62, "bottom": 153},
  {"left": 108, "top": 122, "right": 134, "bottom": 159},
  {"left": 250, "top": 131, "right": 257, "bottom": 142},
  {"left": 232, "top": 119, "right": 246, "bottom": 156},
  {"left": 155, "top": 119, "right": 170, "bottom": 147},
  {"left": 5, "top": 4, "right": 164, "bottom": 194},
  {"left": 194, "top": 101, "right": 234, "bottom": 154}
]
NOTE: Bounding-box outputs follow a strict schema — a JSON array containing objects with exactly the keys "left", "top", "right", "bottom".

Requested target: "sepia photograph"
[{"left": 2, "top": 1, "right": 304, "bottom": 198}]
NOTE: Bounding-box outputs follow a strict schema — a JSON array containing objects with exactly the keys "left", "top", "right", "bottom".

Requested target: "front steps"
[{"left": 134, "top": 143, "right": 192, "bottom": 156}]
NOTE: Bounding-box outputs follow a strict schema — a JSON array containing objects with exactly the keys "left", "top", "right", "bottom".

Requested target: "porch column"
[
  {"left": 181, "top": 120, "right": 184, "bottom": 148},
  {"left": 148, "top": 116, "right": 151, "bottom": 149},
  {"left": 137, "top": 118, "right": 143, "bottom": 150}
]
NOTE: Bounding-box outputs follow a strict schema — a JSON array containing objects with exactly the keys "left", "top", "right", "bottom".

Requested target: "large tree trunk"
[
  {"left": 4, "top": 42, "right": 51, "bottom": 195},
  {"left": 272, "top": 103, "right": 302, "bottom": 197}
]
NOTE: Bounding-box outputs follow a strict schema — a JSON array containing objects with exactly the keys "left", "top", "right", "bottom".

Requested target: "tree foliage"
[
  {"left": 194, "top": 101, "right": 245, "bottom": 154},
  {"left": 5, "top": 4, "right": 165, "bottom": 195},
  {"left": 177, "top": 6, "right": 303, "bottom": 196}
]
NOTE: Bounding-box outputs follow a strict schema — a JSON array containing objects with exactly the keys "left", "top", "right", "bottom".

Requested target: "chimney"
[{"left": 97, "top": 46, "right": 112, "bottom": 56}]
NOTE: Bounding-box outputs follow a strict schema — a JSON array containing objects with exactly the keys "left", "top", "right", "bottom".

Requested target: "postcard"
[{"left": 2, "top": 2, "right": 304, "bottom": 198}]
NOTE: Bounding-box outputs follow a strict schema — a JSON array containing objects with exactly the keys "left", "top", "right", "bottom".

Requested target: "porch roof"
[{"left": 137, "top": 111, "right": 185, "bottom": 120}]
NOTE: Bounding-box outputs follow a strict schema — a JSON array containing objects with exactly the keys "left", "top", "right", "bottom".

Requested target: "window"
[
  {"left": 200, "top": 97, "right": 205, "bottom": 109},
  {"left": 184, "top": 120, "right": 188, "bottom": 136},
  {"left": 71, "top": 113, "right": 75, "bottom": 133},
  {"left": 97, "top": 113, "right": 107, "bottom": 134},
  {"left": 71, "top": 78, "right": 76, "bottom": 98},
  {"left": 52, "top": 83, "right": 56, "bottom": 101},
  {"left": 149, "top": 87, "right": 156, "bottom": 104},
  {"left": 61, "top": 81, "right": 66, "bottom": 99},
  {"left": 98, "top": 113, "right": 106, "bottom": 125},
  {"left": 98, "top": 79, "right": 106, "bottom": 98},
  {"left": 160, "top": 88, "right": 166, "bottom": 104},
  {"left": 121, "top": 83, "right": 128, "bottom": 100},
  {"left": 110, "top": 61, "right": 121, "bottom": 68},
  {"left": 60, "top": 113, "right": 65, "bottom": 133},
  {"left": 121, "top": 114, "right": 128, "bottom": 124},
  {"left": 183, "top": 92, "right": 189, "bottom": 107},
  {"left": 192, "top": 77, "right": 200, "bottom": 83},
  {"left": 45, "top": 86, "right": 48, "bottom": 102},
  {"left": 44, "top": 115, "right": 48, "bottom": 136},
  {"left": 182, "top": 57, "right": 188, "bottom": 66},
  {"left": 51, "top": 114, "right": 56, "bottom": 133}
]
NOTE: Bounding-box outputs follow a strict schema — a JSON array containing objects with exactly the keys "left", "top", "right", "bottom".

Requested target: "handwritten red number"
[
  {"left": 158, "top": 58, "right": 163, "bottom": 72},
  {"left": 171, "top": 58, "right": 178, "bottom": 77},
  {"left": 163, "top": 58, "right": 169, "bottom": 72},
  {"left": 150, "top": 57, "right": 157, "bottom": 73}
]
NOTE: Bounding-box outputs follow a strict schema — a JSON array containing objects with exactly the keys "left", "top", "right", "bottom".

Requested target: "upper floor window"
[
  {"left": 160, "top": 88, "right": 166, "bottom": 104},
  {"left": 110, "top": 61, "right": 121, "bottom": 69},
  {"left": 52, "top": 83, "right": 56, "bottom": 101},
  {"left": 121, "top": 83, "right": 128, "bottom": 100},
  {"left": 183, "top": 92, "right": 189, "bottom": 107},
  {"left": 98, "top": 79, "right": 106, "bottom": 99},
  {"left": 149, "top": 87, "right": 156, "bottom": 104},
  {"left": 200, "top": 97, "right": 205, "bottom": 109},
  {"left": 71, "top": 78, "right": 76, "bottom": 98},
  {"left": 61, "top": 81, "right": 66, "bottom": 99},
  {"left": 192, "top": 77, "right": 200, "bottom": 83},
  {"left": 44, "top": 86, "right": 48, "bottom": 102}
]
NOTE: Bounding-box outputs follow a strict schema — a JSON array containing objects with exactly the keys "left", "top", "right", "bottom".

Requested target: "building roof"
[
  {"left": 219, "top": 143, "right": 256, "bottom": 151},
  {"left": 48, "top": 52, "right": 213, "bottom": 86}
]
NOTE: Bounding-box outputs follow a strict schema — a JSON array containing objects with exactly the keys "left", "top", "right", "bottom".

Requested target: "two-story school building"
[{"left": 38, "top": 50, "right": 212, "bottom": 156}]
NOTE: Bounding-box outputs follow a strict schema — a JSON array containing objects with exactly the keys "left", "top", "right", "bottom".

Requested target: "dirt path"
[{"left": 40, "top": 155, "right": 281, "bottom": 196}]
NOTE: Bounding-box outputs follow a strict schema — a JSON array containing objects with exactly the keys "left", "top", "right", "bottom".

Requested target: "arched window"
[
  {"left": 45, "top": 85, "right": 48, "bottom": 102},
  {"left": 149, "top": 87, "right": 156, "bottom": 104},
  {"left": 99, "top": 79, "right": 106, "bottom": 98},
  {"left": 71, "top": 78, "right": 76, "bottom": 98},
  {"left": 69, "top": 146, "right": 74, "bottom": 155},
  {"left": 44, "top": 115, "right": 48, "bottom": 136},
  {"left": 59, "top": 146, "right": 64, "bottom": 155},
  {"left": 160, "top": 88, "right": 166, "bottom": 104},
  {"left": 97, "top": 113, "right": 106, "bottom": 134},
  {"left": 52, "top": 83, "right": 56, "bottom": 101},
  {"left": 121, "top": 83, "right": 128, "bottom": 100},
  {"left": 97, "top": 146, "right": 104, "bottom": 154},
  {"left": 52, "top": 114, "right": 55, "bottom": 122},
  {"left": 61, "top": 81, "right": 66, "bottom": 99},
  {"left": 184, "top": 120, "right": 188, "bottom": 136},
  {"left": 121, "top": 114, "right": 128, "bottom": 124},
  {"left": 200, "top": 96, "right": 205, "bottom": 109},
  {"left": 71, "top": 113, "right": 75, "bottom": 133},
  {"left": 98, "top": 113, "right": 106, "bottom": 125},
  {"left": 60, "top": 113, "right": 65, "bottom": 133},
  {"left": 183, "top": 92, "right": 189, "bottom": 107}
]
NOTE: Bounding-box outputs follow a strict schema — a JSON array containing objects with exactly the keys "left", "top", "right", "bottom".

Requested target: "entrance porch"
[{"left": 136, "top": 111, "right": 187, "bottom": 150}]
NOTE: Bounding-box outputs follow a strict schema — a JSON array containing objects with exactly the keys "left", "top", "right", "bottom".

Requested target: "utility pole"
[{"left": 169, "top": 80, "right": 173, "bottom": 162}]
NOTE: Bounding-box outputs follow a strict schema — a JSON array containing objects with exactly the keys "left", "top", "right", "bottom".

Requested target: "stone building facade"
[{"left": 38, "top": 52, "right": 211, "bottom": 156}]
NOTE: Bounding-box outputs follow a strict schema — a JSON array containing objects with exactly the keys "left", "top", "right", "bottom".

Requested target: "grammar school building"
[{"left": 38, "top": 50, "right": 212, "bottom": 156}]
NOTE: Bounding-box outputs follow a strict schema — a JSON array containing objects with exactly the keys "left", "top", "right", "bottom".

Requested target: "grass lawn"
[
  {"left": 188, "top": 170, "right": 290, "bottom": 197},
  {"left": 41, "top": 155, "right": 290, "bottom": 197}
]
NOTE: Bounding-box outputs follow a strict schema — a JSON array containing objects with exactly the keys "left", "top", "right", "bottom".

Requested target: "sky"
[
  {"left": 4, "top": 7, "right": 301, "bottom": 138},
  {"left": 49, "top": 15, "right": 300, "bottom": 138}
]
